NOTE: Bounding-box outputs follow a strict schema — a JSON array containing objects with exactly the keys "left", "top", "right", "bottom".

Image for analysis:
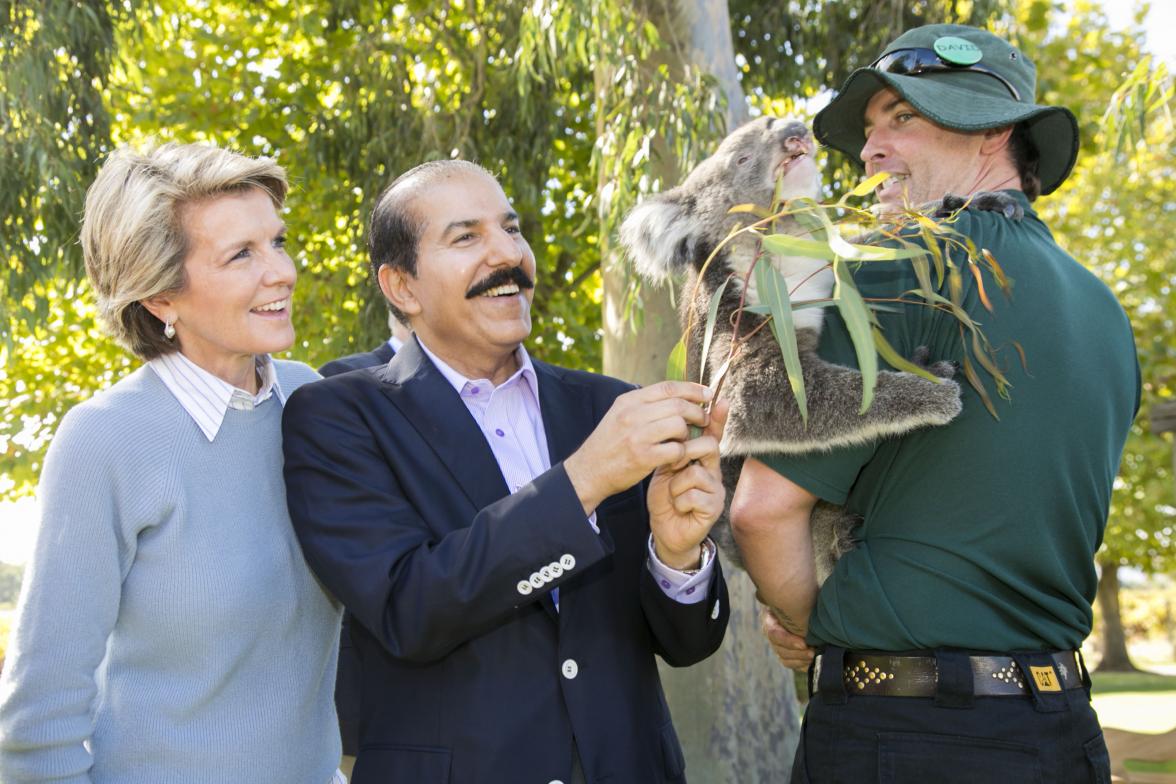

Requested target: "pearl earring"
[{"left": 164, "top": 320, "right": 176, "bottom": 339}]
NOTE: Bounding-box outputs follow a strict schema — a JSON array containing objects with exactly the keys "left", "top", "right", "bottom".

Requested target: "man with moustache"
[
  {"left": 282, "top": 159, "right": 730, "bottom": 784},
  {"left": 730, "top": 24, "right": 1139, "bottom": 782}
]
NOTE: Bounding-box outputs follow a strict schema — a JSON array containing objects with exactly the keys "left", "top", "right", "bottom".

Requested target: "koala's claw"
[
  {"left": 830, "top": 515, "right": 861, "bottom": 559},
  {"left": 971, "top": 190, "right": 1024, "bottom": 220},
  {"left": 938, "top": 194, "right": 966, "bottom": 215},
  {"left": 937, "top": 191, "right": 1024, "bottom": 221},
  {"left": 911, "top": 346, "right": 956, "bottom": 379}
]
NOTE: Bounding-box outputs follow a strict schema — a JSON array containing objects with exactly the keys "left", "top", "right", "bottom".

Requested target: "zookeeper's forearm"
[{"left": 730, "top": 456, "right": 820, "bottom": 636}]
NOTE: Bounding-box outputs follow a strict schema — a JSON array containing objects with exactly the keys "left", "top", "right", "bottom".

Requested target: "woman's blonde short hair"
[{"left": 81, "top": 142, "right": 288, "bottom": 359}]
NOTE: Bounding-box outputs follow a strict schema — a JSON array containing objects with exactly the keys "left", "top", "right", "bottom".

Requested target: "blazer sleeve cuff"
[{"left": 639, "top": 551, "right": 729, "bottom": 667}]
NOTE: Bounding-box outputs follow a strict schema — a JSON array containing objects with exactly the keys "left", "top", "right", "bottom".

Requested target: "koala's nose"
[
  {"left": 780, "top": 120, "right": 809, "bottom": 138},
  {"left": 783, "top": 133, "right": 813, "bottom": 156},
  {"left": 777, "top": 121, "right": 812, "bottom": 150}
]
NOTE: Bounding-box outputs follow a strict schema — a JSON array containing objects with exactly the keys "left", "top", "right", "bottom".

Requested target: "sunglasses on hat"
[{"left": 870, "top": 48, "right": 1022, "bottom": 101}]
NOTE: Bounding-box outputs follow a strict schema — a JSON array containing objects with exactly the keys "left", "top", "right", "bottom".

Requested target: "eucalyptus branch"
[
  {"left": 725, "top": 233, "right": 764, "bottom": 361},
  {"left": 668, "top": 177, "right": 1017, "bottom": 420}
]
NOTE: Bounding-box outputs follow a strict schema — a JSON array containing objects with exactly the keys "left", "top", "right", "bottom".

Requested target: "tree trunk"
[
  {"left": 601, "top": 0, "right": 750, "bottom": 386},
  {"left": 657, "top": 571, "right": 803, "bottom": 782},
  {"left": 601, "top": 1, "right": 802, "bottom": 780},
  {"left": 601, "top": 271, "right": 683, "bottom": 386},
  {"left": 1095, "top": 558, "right": 1138, "bottom": 672}
]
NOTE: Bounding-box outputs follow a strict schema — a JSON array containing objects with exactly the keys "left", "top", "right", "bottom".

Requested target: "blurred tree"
[
  {"left": 2, "top": 0, "right": 609, "bottom": 493},
  {"left": 0, "top": 0, "right": 119, "bottom": 328},
  {"left": 1, "top": 0, "right": 132, "bottom": 495}
]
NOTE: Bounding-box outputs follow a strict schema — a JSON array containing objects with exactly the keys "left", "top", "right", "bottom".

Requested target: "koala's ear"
[{"left": 619, "top": 196, "right": 696, "bottom": 282}]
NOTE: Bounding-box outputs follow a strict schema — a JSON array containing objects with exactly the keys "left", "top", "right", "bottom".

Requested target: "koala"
[{"left": 620, "top": 116, "right": 974, "bottom": 582}]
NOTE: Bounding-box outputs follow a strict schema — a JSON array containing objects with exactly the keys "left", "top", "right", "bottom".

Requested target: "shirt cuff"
[
  {"left": 587, "top": 511, "right": 599, "bottom": 534},
  {"left": 645, "top": 535, "right": 714, "bottom": 605}
]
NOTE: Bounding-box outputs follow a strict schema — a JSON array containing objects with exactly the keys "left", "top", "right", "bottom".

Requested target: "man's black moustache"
[{"left": 465, "top": 267, "right": 535, "bottom": 299}]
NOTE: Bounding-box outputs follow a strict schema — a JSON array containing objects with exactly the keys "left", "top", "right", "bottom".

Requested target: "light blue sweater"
[{"left": 0, "top": 361, "right": 342, "bottom": 783}]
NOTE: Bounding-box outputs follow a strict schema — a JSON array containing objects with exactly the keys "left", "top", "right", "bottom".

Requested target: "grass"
[
  {"left": 1125, "top": 759, "right": 1176, "bottom": 774},
  {"left": 1091, "top": 670, "right": 1176, "bottom": 695},
  {"left": 1091, "top": 667, "right": 1176, "bottom": 735}
]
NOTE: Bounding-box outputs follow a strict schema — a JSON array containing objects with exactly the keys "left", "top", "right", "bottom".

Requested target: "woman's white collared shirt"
[{"left": 148, "top": 351, "right": 285, "bottom": 441}]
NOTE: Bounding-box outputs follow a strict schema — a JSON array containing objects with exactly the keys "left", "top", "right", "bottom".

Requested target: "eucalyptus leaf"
[
  {"left": 728, "top": 203, "right": 772, "bottom": 218},
  {"left": 761, "top": 233, "right": 838, "bottom": 261},
  {"left": 832, "top": 260, "right": 877, "bottom": 413},
  {"left": 754, "top": 259, "right": 808, "bottom": 422},
  {"left": 911, "top": 254, "right": 936, "bottom": 303},
  {"left": 969, "top": 327, "right": 1009, "bottom": 391},
  {"left": 844, "top": 170, "right": 893, "bottom": 199},
  {"left": 849, "top": 244, "right": 927, "bottom": 262},
  {"left": 698, "top": 278, "right": 730, "bottom": 384},
  {"left": 872, "top": 327, "right": 938, "bottom": 382},
  {"left": 707, "top": 355, "right": 733, "bottom": 398},
  {"left": 981, "top": 249, "right": 1013, "bottom": 295},
  {"left": 666, "top": 339, "right": 687, "bottom": 382},
  {"left": 968, "top": 261, "right": 994, "bottom": 312},
  {"left": 919, "top": 224, "right": 947, "bottom": 286},
  {"left": 910, "top": 288, "right": 979, "bottom": 330},
  {"left": 763, "top": 233, "right": 926, "bottom": 263},
  {"left": 790, "top": 209, "right": 827, "bottom": 241},
  {"left": 804, "top": 199, "right": 861, "bottom": 258},
  {"left": 742, "top": 301, "right": 831, "bottom": 315},
  {"left": 961, "top": 353, "right": 998, "bottom": 420},
  {"left": 914, "top": 212, "right": 952, "bottom": 235}
]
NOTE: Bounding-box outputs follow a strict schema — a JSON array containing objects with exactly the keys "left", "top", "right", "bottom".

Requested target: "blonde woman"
[{"left": 0, "top": 143, "right": 343, "bottom": 783}]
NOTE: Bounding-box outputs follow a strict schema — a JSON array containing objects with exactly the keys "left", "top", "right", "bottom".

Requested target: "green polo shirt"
[{"left": 763, "top": 191, "right": 1140, "bottom": 652}]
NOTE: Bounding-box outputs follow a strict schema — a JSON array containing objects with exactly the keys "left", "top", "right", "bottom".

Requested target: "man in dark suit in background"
[
  {"left": 317, "top": 313, "right": 410, "bottom": 769},
  {"left": 283, "top": 159, "right": 730, "bottom": 784},
  {"left": 318, "top": 312, "right": 409, "bottom": 378}
]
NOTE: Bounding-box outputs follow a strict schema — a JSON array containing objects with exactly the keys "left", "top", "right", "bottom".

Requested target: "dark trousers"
[{"left": 791, "top": 647, "right": 1111, "bottom": 784}]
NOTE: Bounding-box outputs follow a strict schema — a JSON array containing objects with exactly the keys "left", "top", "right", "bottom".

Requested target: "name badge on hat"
[{"left": 933, "top": 36, "right": 983, "bottom": 65}]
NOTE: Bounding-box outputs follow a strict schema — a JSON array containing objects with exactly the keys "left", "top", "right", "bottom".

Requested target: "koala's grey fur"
[{"left": 620, "top": 116, "right": 968, "bottom": 582}]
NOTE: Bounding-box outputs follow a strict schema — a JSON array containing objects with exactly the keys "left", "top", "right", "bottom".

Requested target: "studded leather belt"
[{"left": 814, "top": 650, "right": 1083, "bottom": 697}]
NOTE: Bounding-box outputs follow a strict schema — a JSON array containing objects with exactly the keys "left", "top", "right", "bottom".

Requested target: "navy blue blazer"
[
  {"left": 283, "top": 338, "right": 729, "bottom": 784},
  {"left": 318, "top": 340, "right": 396, "bottom": 378},
  {"left": 317, "top": 340, "right": 398, "bottom": 758}
]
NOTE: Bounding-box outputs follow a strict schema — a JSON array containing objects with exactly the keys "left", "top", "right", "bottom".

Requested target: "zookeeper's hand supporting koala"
[
  {"left": 762, "top": 607, "right": 817, "bottom": 670},
  {"left": 646, "top": 399, "right": 729, "bottom": 570}
]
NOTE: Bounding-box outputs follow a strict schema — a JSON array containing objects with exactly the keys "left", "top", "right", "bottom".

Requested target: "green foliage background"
[{"left": 1, "top": 0, "right": 1172, "bottom": 580}]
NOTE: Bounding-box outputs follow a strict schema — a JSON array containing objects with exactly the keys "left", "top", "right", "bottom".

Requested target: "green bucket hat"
[{"left": 813, "top": 23, "right": 1079, "bottom": 196}]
